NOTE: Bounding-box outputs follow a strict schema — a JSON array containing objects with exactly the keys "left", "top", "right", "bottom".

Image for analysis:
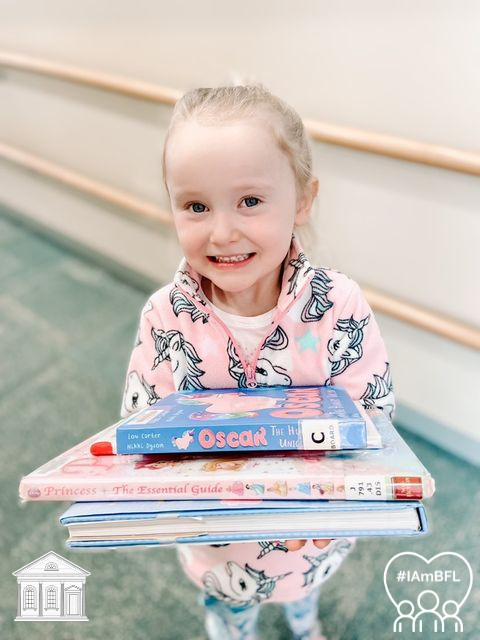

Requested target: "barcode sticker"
[
  {"left": 300, "top": 420, "right": 340, "bottom": 450},
  {"left": 345, "top": 475, "right": 387, "bottom": 500}
]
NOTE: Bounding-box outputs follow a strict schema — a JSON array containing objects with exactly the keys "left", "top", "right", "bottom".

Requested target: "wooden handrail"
[
  {"left": 1, "top": 141, "right": 479, "bottom": 351},
  {"left": 303, "top": 120, "right": 480, "bottom": 177},
  {"left": 0, "top": 52, "right": 182, "bottom": 105},
  {"left": 1, "top": 51, "right": 480, "bottom": 176},
  {"left": 362, "top": 287, "right": 480, "bottom": 351},
  {"left": 0, "top": 142, "right": 171, "bottom": 224}
]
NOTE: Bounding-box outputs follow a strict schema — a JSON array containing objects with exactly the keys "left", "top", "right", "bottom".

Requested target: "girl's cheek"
[
  {"left": 179, "top": 233, "right": 206, "bottom": 259},
  {"left": 175, "top": 224, "right": 197, "bottom": 244}
]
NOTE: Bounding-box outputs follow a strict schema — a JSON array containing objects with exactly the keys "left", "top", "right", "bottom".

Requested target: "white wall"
[{"left": 0, "top": 0, "right": 479, "bottom": 458}]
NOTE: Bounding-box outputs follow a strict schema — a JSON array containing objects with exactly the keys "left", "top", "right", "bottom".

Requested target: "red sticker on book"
[{"left": 392, "top": 476, "right": 423, "bottom": 499}]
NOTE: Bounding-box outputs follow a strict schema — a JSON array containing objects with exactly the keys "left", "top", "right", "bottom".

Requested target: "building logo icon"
[{"left": 12, "top": 551, "right": 90, "bottom": 622}]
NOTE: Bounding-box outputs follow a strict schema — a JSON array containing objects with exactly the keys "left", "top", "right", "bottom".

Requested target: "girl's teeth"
[{"left": 215, "top": 254, "right": 250, "bottom": 263}]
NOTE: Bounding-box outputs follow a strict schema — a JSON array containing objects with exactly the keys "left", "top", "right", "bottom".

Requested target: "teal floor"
[{"left": 1, "top": 210, "right": 478, "bottom": 640}]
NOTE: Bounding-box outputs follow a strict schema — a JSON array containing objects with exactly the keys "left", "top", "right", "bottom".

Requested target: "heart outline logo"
[{"left": 383, "top": 551, "right": 473, "bottom": 611}]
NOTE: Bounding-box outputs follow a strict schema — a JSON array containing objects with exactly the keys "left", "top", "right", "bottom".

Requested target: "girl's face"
[{"left": 165, "top": 118, "right": 313, "bottom": 315}]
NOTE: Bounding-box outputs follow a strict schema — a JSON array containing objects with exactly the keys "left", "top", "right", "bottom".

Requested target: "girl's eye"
[
  {"left": 189, "top": 203, "right": 207, "bottom": 214},
  {"left": 243, "top": 197, "right": 260, "bottom": 208}
]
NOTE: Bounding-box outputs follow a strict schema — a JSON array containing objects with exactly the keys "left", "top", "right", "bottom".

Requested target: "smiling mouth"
[{"left": 208, "top": 253, "right": 255, "bottom": 264}]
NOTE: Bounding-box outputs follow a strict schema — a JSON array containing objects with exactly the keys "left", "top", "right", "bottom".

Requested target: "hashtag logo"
[{"left": 384, "top": 551, "right": 474, "bottom": 634}]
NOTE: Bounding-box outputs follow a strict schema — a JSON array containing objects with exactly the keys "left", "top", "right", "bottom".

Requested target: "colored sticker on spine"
[
  {"left": 300, "top": 419, "right": 340, "bottom": 449},
  {"left": 392, "top": 476, "right": 423, "bottom": 499}
]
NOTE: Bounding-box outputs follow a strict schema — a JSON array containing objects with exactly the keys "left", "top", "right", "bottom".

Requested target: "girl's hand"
[{"left": 284, "top": 538, "right": 332, "bottom": 551}]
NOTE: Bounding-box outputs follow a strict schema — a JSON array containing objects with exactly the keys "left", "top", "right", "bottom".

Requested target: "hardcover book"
[
  {"left": 59, "top": 498, "right": 429, "bottom": 548},
  {"left": 19, "top": 410, "right": 435, "bottom": 502},
  {"left": 94, "top": 386, "right": 372, "bottom": 456}
]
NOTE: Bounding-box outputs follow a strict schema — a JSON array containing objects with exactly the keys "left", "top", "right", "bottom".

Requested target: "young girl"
[{"left": 121, "top": 85, "right": 394, "bottom": 640}]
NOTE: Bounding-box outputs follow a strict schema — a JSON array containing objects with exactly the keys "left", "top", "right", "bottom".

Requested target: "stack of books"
[{"left": 19, "top": 386, "right": 435, "bottom": 548}]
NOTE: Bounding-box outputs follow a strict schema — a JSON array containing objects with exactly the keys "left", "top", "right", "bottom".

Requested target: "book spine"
[
  {"left": 19, "top": 472, "right": 433, "bottom": 502},
  {"left": 115, "top": 419, "right": 367, "bottom": 455}
]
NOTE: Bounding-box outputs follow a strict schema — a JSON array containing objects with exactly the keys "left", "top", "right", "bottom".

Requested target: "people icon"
[
  {"left": 392, "top": 592, "right": 466, "bottom": 633},
  {"left": 413, "top": 590, "right": 444, "bottom": 633},
  {"left": 442, "top": 600, "right": 463, "bottom": 633},
  {"left": 393, "top": 600, "right": 415, "bottom": 633}
]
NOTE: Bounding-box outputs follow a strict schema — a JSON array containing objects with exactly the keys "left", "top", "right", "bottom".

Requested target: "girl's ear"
[{"left": 295, "top": 177, "right": 319, "bottom": 226}]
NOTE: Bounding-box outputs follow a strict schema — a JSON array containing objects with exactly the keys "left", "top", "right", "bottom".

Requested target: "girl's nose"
[{"left": 209, "top": 210, "right": 240, "bottom": 245}]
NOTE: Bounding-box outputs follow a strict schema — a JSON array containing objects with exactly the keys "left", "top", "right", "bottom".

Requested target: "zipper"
[{"left": 244, "top": 362, "right": 257, "bottom": 388}]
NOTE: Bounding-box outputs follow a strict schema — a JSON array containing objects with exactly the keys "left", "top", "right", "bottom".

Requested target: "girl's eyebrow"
[
  {"left": 172, "top": 189, "right": 202, "bottom": 200},
  {"left": 169, "top": 189, "right": 203, "bottom": 205},
  {"left": 174, "top": 183, "right": 273, "bottom": 200}
]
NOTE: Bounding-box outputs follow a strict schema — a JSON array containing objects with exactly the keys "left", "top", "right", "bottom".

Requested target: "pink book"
[{"left": 19, "top": 410, "right": 435, "bottom": 502}]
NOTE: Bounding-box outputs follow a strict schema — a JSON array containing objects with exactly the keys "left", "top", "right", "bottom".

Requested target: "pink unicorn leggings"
[{"left": 202, "top": 585, "right": 323, "bottom": 640}]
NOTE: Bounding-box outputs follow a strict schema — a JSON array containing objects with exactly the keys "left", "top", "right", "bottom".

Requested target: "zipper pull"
[{"left": 245, "top": 362, "right": 257, "bottom": 388}]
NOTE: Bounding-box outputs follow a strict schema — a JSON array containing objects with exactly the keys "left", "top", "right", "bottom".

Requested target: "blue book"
[
  {"left": 59, "top": 498, "right": 428, "bottom": 548},
  {"left": 96, "top": 386, "right": 373, "bottom": 455}
]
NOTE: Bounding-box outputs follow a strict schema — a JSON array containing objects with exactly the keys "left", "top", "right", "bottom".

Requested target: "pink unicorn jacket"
[{"left": 121, "top": 236, "right": 394, "bottom": 603}]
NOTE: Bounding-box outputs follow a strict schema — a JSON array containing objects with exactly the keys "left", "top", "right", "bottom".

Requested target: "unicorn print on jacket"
[
  {"left": 202, "top": 561, "right": 292, "bottom": 606},
  {"left": 227, "top": 326, "right": 292, "bottom": 388},
  {"left": 287, "top": 252, "right": 314, "bottom": 297},
  {"left": 151, "top": 328, "right": 206, "bottom": 391},
  {"left": 328, "top": 315, "right": 370, "bottom": 377},
  {"left": 302, "top": 540, "right": 354, "bottom": 588},
  {"left": 301, "top": 269, "right": 334, "bottom": 323},
  {"left": 122, "top": 371, "right": 160, "bottom": 414},
  {"left": 361, "top": 362, "right": 395, "bottom": 419},
  {"left": 175, "top": 270, "right": 208, "bottom": 307},
  {"left": 170, "top": 287, "right": 210, "bottom": 324},
  {"left": 257, "top": 326, "right": 292, "bottom": 386},
  {"left": 256, "top": 541, "right": 289, "bottom": 559}
]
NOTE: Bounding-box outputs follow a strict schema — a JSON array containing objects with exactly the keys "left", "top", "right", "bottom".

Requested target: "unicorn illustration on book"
[
  {"left": 202, "top": 561, "right": 292, "bottom": 606},
  {"left": 177, "top": 391, "right": 279, "bottom": 418},
  {"left": 172, "top": 429, "right": 195, "bottom": 450}
]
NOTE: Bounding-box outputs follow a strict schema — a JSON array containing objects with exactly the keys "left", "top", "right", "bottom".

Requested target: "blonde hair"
[
  {"left": 162, "top": 84, "right": 319, "bottom": 252},
  {"left": 164, "top": 85, "right": 315, "bottom": 192}
]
